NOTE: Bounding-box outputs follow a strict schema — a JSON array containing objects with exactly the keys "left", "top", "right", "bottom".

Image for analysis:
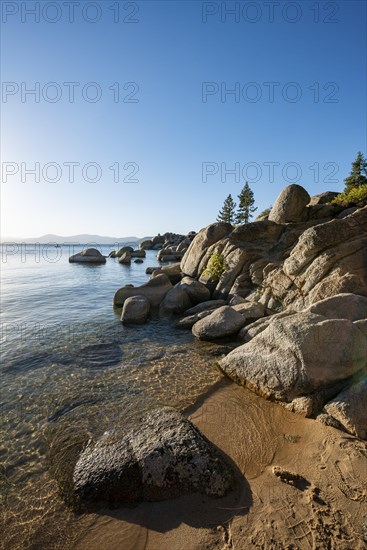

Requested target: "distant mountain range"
[{"left": 1, "top": 233, "right": 152, "bottom": 245}]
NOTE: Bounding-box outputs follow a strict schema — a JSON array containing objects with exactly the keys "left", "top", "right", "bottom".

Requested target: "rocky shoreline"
[{"left": 64, "top": 184, "right": 366, "bottom": 533}]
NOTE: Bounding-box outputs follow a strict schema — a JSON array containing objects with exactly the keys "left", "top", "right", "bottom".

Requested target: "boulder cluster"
[
  {"left": 65, "top": 184, "right": 366, "bottom": 510},
  {"left": 140, "top": 231, "right": 197, "bottom": 262},
  {"left": 113, "top": 184, "right": 367, "bottom": 440},
  {"left": 69, "top": 232, "right": 197, "bottom": 265}
]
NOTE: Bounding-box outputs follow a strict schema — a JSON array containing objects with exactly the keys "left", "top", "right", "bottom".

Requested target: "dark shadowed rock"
[
  {"left": 160, "top": 287, "right": 191, "bottom": 315},
  {"left": 131, "top": 249, "right": 146, "bottom": 258},
  {"left": 268, "top": 184, "right": 310, "bottom": 224},
  {"left": 308, "top": 192, "right": 339, "bottom": 205},
  {"left": 121, "top": 295, "right": 150, "bottom": 324},
  {"left": 69, "top": 248, "right": 106, "bottom": 264},
  {"left": 73, "top": 407, "right": 234, "bottom": 506},
  {"left": 175, "top": 309, "right": 215, "bottom": 329},
  {"left": 192, "top": 306, "right": 246, "bottom": 341},
  {"left": 184, "top": 300, "right": 227, "bottom": 316},
  {"left": 151, "top": 263, "right": 183, "bottom": 284},
  {"left": 118, "top": 252, "right": 131, "bottom": 264},
  {"left": 177, "top": 276, "right": 211, "bottom": 304},
  {"left": 140, "top": 239, "right": 153, "bottom": 250},
  {"left": 114, "top": 273, "right": 172, "bottom": 307}
]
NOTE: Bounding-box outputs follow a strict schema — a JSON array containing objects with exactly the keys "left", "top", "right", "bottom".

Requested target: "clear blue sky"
[{"left": 1, "top": 0, "right": 366, "bottom": 238}]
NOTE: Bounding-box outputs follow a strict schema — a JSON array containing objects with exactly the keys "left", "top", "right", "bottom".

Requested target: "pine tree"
[
  {"left": 217, "top": 194, "right": 236, "bottom": 224},
  {"left": 235, "top": 181, "right": 257, "bottom": 224},
  {"left": 344, "top": 151, "right": 367, "bottom": 191}
]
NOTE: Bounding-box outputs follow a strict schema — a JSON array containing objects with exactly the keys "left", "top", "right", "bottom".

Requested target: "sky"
[{"left": 1, "top": 0, "right": 366, "bottom": 239}]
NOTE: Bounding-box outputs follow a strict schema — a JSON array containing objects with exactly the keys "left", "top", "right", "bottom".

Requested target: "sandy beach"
[{"left": 73, "top": 379, "right": 367, "bottom": 549}]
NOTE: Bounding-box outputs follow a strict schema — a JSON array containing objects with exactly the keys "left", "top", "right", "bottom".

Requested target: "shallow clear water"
[{"left": 0, "top": 244, "right": 225, "bottom": 549}]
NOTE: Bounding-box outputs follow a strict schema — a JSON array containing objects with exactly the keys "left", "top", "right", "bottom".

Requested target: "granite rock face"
[
  {"left": 219, "top": 309, "right": 367, "bottom": 402},
  {"left": 73, "top": 407, "right": 234, "bottom": 506}
]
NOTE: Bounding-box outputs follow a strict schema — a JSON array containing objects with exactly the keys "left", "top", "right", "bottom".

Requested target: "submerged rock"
[
  {"left": 73, "top": 407, "right": 234, "bottom": 506},
  {"left": 69, "top": 248, "right": 106, "bottom": 264}
]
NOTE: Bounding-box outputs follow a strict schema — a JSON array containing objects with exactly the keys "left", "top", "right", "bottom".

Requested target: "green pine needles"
[
  {"left": 217, "top": 182, "right": 257, "bottom": 225},
  {"left": 332, "top": 151, "right": 367, "bottom": 208}
]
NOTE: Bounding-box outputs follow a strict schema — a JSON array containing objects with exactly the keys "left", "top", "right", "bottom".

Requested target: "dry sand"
[{"left": 74, "top": 379, "right": 367, "bottom": 549}]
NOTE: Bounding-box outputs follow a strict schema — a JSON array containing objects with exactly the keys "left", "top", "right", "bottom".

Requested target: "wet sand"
[{"left": 74, "top": 379, "right": 367, "bottom": 549}]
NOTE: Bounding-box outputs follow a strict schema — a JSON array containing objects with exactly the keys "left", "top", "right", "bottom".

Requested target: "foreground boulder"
[
  {"left": 114, "top": 273, "right": 172, "bottom": 307},
  {"left": 268, "top": 184, "right": 310, "bottom": 224},
  {"left": 69, "top": 248, "right": 106, "bottom": 264},
  {"left": 219, "top": 310, "right": 367, "bottom": 401},
  {"left": 323, "top": 379, "right": 367, "bottom": 439},
  {"left": 192, "top": 306, "right": 246, "bottom": 340},
  {"left": 73, "top": 407, "right": 233, "bottom": 506},
  {"left": 121, "top": 296, "right": 150, "bottom": 324}
]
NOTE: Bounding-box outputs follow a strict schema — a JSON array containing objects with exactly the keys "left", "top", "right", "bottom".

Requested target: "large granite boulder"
[
  {"left": 160, "top": 287, "right": 191, "bottom": 315},
  {"left": 177, "top": 276, "right": 211, "bottom": 304},
  {"left": 121, "top": 295, "right": 150, "bottom": 324},
  {"left": 323, "top": 379, "right": 367, "bottom": 440},
  {"left": 192, "top": 306, "right": 246, "bottom": 341},
  {"left": 73, "top": 407, "right": 234, "bottom": 506},
  {"left": 181, "top": 222, "right": 233, "bottom": 278},
  {"left": 268, "top": 184, "right": 310, "bottom": 224},
  {"left": 219, "top": 310, "right": 367, "bottom": 402},
  {"left": 69, "top": 248, "right": 106, "bottom": 264},
  {"left": 114, "top": 273, "right": 172, "bottom": 308}
]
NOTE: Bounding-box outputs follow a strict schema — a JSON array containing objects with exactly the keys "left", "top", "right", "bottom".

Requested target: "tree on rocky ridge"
[
  {"left": 344, "top": 151, "right": 367, "bottom": 191},
  {"left": 217, "top": 194, "right": 237, "bottom": 224},
  {"left": 235, "top": 182, "right": 257, "bottom": 224}
]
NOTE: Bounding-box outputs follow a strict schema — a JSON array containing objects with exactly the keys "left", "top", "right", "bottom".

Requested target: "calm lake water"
[{"left": 0, "top": 244, "right": 225, "bottom": 549}]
